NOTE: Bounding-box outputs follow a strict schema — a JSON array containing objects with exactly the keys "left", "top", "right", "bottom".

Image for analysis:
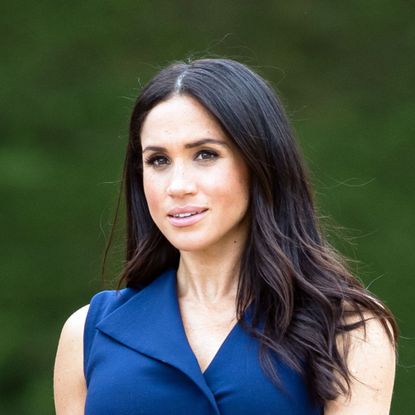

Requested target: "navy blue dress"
[{"left": 84, "top": 269, "right": 323, "bottom": 414}]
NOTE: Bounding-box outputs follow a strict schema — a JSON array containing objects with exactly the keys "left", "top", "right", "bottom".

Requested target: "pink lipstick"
[{"left": 167, "top": 206, "right": 208, "bottom": 228}]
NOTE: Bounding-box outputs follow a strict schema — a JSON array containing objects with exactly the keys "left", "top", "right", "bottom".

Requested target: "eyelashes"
[{"left": 144, "top": 150, "right": 219, "bottom": 168}]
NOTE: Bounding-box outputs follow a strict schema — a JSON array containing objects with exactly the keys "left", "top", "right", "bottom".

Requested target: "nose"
[{"left": 166, "top": 162, "right": 197, "bottom": 197}]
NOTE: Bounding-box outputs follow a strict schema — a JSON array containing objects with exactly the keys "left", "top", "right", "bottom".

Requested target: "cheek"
[
  {"left": 143, "top": 173, "right": 163, "bottom": 215},
  {"left": 228, "top": 162, "right": 250, "bottom": 201},
  {"left": 208, "top": 166, "right": 249, "bottom": 208}
]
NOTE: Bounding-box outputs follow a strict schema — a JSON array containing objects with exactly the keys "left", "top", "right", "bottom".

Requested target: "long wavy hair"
[{"left": 107, "top": 58, "right": 397, "bottom": 405}]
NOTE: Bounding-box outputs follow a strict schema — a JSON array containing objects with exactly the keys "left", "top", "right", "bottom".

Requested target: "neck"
[{"left": 176, "top": 237, "right": 245, "bottom": 306}]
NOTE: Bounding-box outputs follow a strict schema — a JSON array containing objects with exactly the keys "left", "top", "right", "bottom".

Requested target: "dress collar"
[{"left": 96, "top": 269, "right": 221, "bottom": 413}]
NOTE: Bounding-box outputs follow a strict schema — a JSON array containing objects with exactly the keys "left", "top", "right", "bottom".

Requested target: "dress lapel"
[{"left": 96, "top": 269, "right": 220, "bottom": 415}]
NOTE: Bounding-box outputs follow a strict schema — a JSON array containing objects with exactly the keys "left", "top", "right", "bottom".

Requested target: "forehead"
[{"left": 140, "top": 95, "right": 229, "bottom": 147}]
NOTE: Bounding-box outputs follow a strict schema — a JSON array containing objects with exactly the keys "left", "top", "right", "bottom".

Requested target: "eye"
[
  {"left": 144, "top": 155, "right": 170, "bottom": 167},
  {"left": 195, "top": 150, "right": 219, "bottom": 161},
  {"left": 144, "top": 150, "right": 218, "bottom": 167}
]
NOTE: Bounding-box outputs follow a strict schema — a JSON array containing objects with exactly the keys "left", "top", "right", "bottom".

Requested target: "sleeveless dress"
[{"left": 84, "top": 269, "right": 323, "bottom": 414}]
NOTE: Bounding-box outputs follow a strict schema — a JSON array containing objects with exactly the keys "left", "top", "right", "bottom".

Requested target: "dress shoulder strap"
[{"left": 83, "top": 289, "right": 137, "bottom": 381}]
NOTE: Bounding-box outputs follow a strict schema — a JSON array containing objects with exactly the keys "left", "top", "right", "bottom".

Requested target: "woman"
[{"left": 54, "top": 58, "right": 397, "bottom": 414}]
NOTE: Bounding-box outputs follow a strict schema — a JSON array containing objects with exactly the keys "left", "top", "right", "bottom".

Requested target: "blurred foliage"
[{"left": 1, "top": 1, "right": 414, "bottom": 413}]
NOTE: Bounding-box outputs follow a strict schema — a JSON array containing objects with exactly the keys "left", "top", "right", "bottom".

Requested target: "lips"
[
  {"left": 167, "top": 206, "right": 208, "bottom": 227},
  {"left": 167, "top": 206, "right": 207, "bottom": 217}
]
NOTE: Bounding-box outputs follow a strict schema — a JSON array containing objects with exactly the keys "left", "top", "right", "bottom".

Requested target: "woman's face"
[{"left": 140, "top": 95, "right": 250, "bottom": 253}]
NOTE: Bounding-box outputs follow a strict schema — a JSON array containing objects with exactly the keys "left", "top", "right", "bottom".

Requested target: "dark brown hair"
[{"left": 107, "top": 58, "right": 397, "bottom": 405}]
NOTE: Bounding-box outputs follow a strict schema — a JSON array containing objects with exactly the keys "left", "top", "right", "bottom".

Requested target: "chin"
[
  {"left": 164, "top": 233, "right": 216, "bottom": 253},
  {"left": 168, "top": 239, "right": 210, "bottom": 253}
]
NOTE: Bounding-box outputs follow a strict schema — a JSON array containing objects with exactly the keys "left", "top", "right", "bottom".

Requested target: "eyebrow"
[{"left": 142, "top": 138, "right": 229, "bottom": 153}]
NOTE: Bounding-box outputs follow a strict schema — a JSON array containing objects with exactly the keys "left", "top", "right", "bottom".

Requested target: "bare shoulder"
[
  {"left": 60, "top": 304, "right": 90, "bottom": 339},
  {"left": 54, "top": 305, "right": 90, "bottom": 415},
  {"left": 325, "top": 311, "right": 397, "bottom": 415}
]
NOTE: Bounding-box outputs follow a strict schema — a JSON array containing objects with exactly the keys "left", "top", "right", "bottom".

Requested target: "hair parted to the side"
[{"left": 107, "top": 58, "right": 398, "bottom": 405}]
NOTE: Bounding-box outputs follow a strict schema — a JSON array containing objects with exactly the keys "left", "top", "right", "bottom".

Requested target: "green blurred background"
[{"left": 1, "top": 1, "right": 414, "bottom": 413}]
